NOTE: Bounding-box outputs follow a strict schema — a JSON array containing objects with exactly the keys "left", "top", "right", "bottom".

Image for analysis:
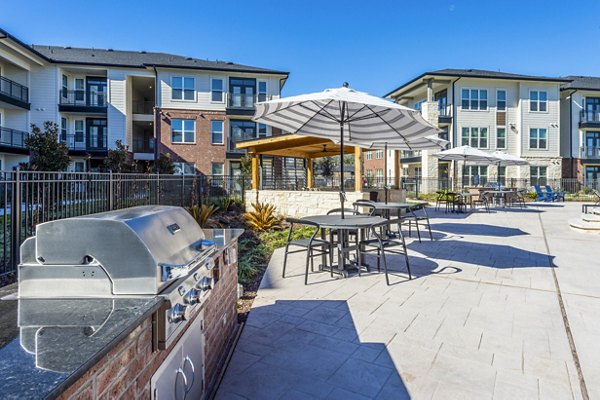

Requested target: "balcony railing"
[
  {"left": 133, "top": 137, "right": 155, "bottom": 153},
  {"left": 0, "top": 76, "right": 29, "bottom": 104},
  {"left": 400, "top": 150, "right": 422, "bottom": 159},
  {"left": 0, "top": 126, "right": 29, "bottom": 149},
  {"left": 227, "top": 93, "right": 258, "bottom": 109},
  {"left": 59, "top": 90, "right": 107, "bottom": 108},
  {"left": 580, "top": 146, "right": 600, "bottom": 159},
  {"left": 132, "top": 100, "right": 154, "bottom": 115},
  {"left": 60, "top": 134, "right": 107, "bottom": 151},
  {"left": 580, "top": 110, "right": 600, "bottom": 124}
]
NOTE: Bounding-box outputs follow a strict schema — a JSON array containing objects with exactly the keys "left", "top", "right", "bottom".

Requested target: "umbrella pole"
[
  {"left": 339, "top": 103, "right": 345, "bottom": 218},
  {"left": 384, "top": 142, "right": 388, "bottom": 203}
]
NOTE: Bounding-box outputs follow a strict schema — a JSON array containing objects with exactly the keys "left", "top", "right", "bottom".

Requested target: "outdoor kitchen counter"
[{"left": 0, "top": 291, "right": 164, "bottom": 399}]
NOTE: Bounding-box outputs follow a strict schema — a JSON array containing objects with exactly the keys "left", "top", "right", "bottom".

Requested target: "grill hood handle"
[{"left": 160, "top": 248, "right": 211, "bottom": 282}]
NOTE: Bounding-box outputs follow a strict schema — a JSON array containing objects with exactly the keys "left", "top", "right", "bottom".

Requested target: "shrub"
[
  {"left": 243, "top": 202, "right": 280, "bottom": 231},
  {"left": 526, "top": 191, "right": 538, "bottom": 200},
  {"left": 187, "top": 204, "right": 220, "bottom": 228}
]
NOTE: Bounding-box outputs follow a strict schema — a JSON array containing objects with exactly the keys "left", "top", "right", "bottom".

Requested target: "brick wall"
[
  {"left": 157, "top": 108, "right": 227, "bottom": 175},
  {"left": 58, "top": 243, "right": 239, "bottom": 400}
]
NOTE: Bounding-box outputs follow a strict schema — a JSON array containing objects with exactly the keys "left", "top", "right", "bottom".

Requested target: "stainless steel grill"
[{"left": 18, "top": 205, "right": 217, "bottom": 348}]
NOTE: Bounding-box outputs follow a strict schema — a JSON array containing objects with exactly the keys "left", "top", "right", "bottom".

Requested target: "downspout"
[
  {"left": 152, "top": 65, "right": 159, "bottom": 169},
  {"left": 569, "top": 89, "right": 577, "bottom": 178},
  {"left": 451, "top": 77, "right": 462, "bottom": 189}
]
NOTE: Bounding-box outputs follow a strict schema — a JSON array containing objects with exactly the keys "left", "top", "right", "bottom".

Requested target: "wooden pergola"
[{"left": 236, "top": 134, "right": 400, "bottom": 192}]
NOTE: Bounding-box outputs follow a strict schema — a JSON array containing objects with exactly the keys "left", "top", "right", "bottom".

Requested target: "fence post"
[
  {"left": 11, "top": 169, "right": 21, "bottom": 270},
  {"left": 241, "top": 175, "right": 245, "bottom": 204},
  {"left": 181, "top": 174, "right": 185, "bottom": 207},
  {"left": 109, "top": 171, "right": 114, "bottom": 211},
  {"left": 156, "top": 173, "right": 160, "bottom": 205}
]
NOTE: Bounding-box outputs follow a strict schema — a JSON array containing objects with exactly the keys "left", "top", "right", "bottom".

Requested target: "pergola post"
[
  {"left": 306, "top": 158, "right": 313, "bottom": 189},
  {"left": 394, "top": 150, "right": 400, "bottom": 188},
  {"left": 251, "top": 152, "right": 259, "bottom": 191},
  {"left": 354, "top": 146, "right": 362, "bottom": 192}
]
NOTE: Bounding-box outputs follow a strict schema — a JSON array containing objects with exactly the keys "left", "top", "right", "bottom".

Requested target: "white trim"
[
  {"left": 496, "top": 126, "right": 507, "bottom": 149},
  {"left": 210, "top": 77, "right": 225, "bottom": 104},
  {"left": 460, "top": 126, "right": 490, "bottom": 149},
  {"left": 170, "top": 75, "right": 196, "bottom": 102},
  {"left": 211, "top": 119, "right": 224, "bottom": 145},
  {"left": 528, "top": 126, "right": 549, "bottom": 150},
  {"left": 529, "top": 90, "right": 548, "bottom": 113},
  {"left": 171, "top": 118, "right": 196, "bottom": 144},
  {"left": 496, "top": 89, "right": 507, "bottom": 111},
  {"left": 257, "top": 79, "right": 268, "bottom": 102},
  {"left": 460, "top": 87, "right": 489, "bottom": 111}
]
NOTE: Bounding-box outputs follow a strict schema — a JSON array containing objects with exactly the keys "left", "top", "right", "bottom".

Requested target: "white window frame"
[
  {"left": 61, "top": 117, "right": 68, "bottom": 140},
  {"left": 529, "top": 90, "right": 548, "bottom": 113},
  {"left": 171, "top": 119, "right": 196, "bottom": 144},
  {"left": 375, "top": 150, "right": 384, "bottom": 159},
  {"left": 530, "top": 165, "right": 547, "bottom": 185},
  {"left": 210, "top": 77, "right": 224, "bottom": 103},
  {"left": 61, "top": 74, "right": 68, "bottom": 98},
  {"left": 171, "top": 76, "right": 196, "bottom": 102},
  {"left": 74, "top": 120, "right": 85, "bottom": 143},
  {"left": 365, "top": 151, "right": 372, "bottom": 160},
  {"left": 211, "top": 120, "right": 224, "bottom": 145},
  {"left": 258, "top": 123, "right": 269, "bottom": 137},
  {"left": 461, "top": 126, "right": 489, "bottom": 149},
  {"left": 496, "top": 126, "right": 507, "bottom": 149},
  {"left": 529, "top": 127, "right": 548, "bottom": 150},
  {"left": 211, "top": 162, "right": 224, "bottom": 176},
  {"left": 496, "top": 89, "right": 506, "bottom": 111},
  {"left": 461, "top": 88, "right": 488, "bottom": 111},
  {"left": 257, "top": 80, "right": 268, "bottom": 102},
  {"left": 173, "top": 162, "right": 196, "bottom": 175}
]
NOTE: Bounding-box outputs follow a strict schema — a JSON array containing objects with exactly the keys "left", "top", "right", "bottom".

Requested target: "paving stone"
[{"left": 328, "top": 358, "right": 394, "bottom": 398}]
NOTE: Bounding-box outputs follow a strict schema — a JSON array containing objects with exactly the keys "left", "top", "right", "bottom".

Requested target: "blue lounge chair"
[
  {"left": 545, "top": 185, "right": 565, "bottom": 202},
  {"left": 534, "top": 185, "right": 552, "bottom": 202}
]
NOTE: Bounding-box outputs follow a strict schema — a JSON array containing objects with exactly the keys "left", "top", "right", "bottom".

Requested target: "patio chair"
[
  {"left": 594, "top": 189, "right": 600, "bottom": 206},
  {"left": 359, "top": 218, "right": 411, "bottom": 285},
  {"left": 435, "top": 190, "right": 453, "bottom": 213},
  {"left": 401, "top": 204, "right": 433, "bottom": 242},
  {"left": 282, "top": 218, "right": 332, "bottom": 285},
  {"left": 534, "top": 185, "right": 552, "bottom": 202},
  {"left": 545, "top": 185, "right": 565, "bottom": 202},
  {"left": 507, "top": 189, "right": 526, "bottom": 208},
  {"left": 352, "top": 199, "right": 378, "bottom": 216},
  {"left": 468, "top": 188, "right": 490, "bottom": 213}
]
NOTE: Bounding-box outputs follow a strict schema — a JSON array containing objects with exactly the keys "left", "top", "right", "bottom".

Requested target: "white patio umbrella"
[
  {"left": 434, "top": 145, "right": 500, "bottom": 189},
  {"left": 490, "top": 151, "right": 529, "bottom": 166},
  {"left": 253, "top": 83, "right": 441, "bottom": 216}
]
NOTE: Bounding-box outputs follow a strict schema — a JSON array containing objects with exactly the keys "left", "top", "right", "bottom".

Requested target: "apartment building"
[
  {"left": 363, "top": 148, "right": 395, "bottom": 186},
  {"left": 560, "top": 76, "right": 600, "bottom": 182},
  {"left": 0, "top": 28, "right": 289, "bottom": 175},
  {"left": 385, "top": 69, "right": 568, "bottom": 191}
]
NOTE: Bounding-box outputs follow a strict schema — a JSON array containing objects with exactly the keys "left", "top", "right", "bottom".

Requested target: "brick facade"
[
  {"left": 58, "top": 243, "right": 239, "bottom": 400},
  {"left": 157, "top": 108, "right": 227, "bottom": 176}
]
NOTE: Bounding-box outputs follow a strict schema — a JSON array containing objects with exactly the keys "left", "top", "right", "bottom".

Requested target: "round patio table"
[{"left": 484, "top": 190, "right": 514, "bottom": 208}]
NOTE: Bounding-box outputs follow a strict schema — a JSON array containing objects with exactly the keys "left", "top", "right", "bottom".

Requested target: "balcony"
[
  {"left": 0, "top": 126, "right": 29, "bottom": 153},
  {"left": 132, "top": 100, "right": 154, "bottom": 115},
  {"left": 226, "top": 93, "right": 269, "bottom": 116},
  {"left": 438, "top": 106, "right": 452, "bottom": 125},
  {"left": 59, "top": 90, "right": 107, "bottom": 114},
  {"left": 0, "top": 76, "right": 30, "bottom": 110},
  {"left": 580, "top": 146, "right": 600, "bottom": 159},
  {"left": 400, "top": 150, "right": 422, "bottom": 163},
  {"left": 579, "top": 110, "right": 600, "bottom": 129},
  {"left": 133, "top": 137, "right": 155, "bottom": 160},
  {"left": 60, "top": 134, "right": 107, "bottom": 153}
]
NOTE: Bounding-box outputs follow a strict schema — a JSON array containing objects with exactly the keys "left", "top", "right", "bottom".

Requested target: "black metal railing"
[
  {"left": 0, "top": 126, "right": 29, "bottom": 148},
  {"left": 0, "top": 171, "right": 249, "bottom": 286},
  {"left": 400, "top": 150, "right": 422, "bottom": 159},
  {"left": 60, "top": 90, "right": 107, "bottom": 108},
  {"left": 132, "top": 100, "right": 154, "bottom": 114},
  {"left": 227, "top": 93, "right": 257, "bottom": 109},
  {"left": 0, "top": 76, "right": 29, "bottom": 103},
  {"left": 59, "top": 134, "right": 107, "bottom": 151},
  {"left": 438, "top": 106, "right": 451, "bottom": 117},
  {"left": 133, "top": 138, "right": 155, "bottom": 153},
  {"left": 580, "top": 146, "right": 600, "bottom": 159},
  {"left": 580, "top": 110, "right": 600, "bottom": 123}
]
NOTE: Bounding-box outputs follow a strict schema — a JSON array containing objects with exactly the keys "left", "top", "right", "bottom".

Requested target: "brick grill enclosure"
[
  {"left": 157, "top": 108, "right": 227, "bottom": 175},
  {"left": 58, "top": 243, "right": 239, "bottom": 400}
]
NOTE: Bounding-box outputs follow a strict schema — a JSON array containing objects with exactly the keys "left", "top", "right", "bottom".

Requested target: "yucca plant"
[
  {"left": 187, "top": 204, "right": 220, "bottom": 228},
  {"left": 243, "top": 202, "right": 280, "bottom": 232}
]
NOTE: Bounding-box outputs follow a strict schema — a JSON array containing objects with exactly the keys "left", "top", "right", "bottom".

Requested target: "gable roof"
[
  {"left": 385, "top": 68, "right": 570, "bottom": 98},
  {"left": 31, "top": 45, "right": 288, "bottom": 75},
  {"left": 561, "top": 76, "right": 600, "bottom": 91}
]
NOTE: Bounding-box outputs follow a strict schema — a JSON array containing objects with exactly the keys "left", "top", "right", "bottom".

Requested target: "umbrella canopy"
[
  {"left": 434, "top": 145, "right": 500, "bottom": 163},
  {"left": 253, "top": 84, "right": 441, "bottom": 216},
  {"left": 490, "top": 151, "right": 529, "bottom": 166}
]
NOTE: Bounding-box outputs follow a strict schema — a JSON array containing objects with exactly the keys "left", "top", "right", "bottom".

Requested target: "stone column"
[{"left": 419, "top": 101, "right": 440, "bottom": 194}]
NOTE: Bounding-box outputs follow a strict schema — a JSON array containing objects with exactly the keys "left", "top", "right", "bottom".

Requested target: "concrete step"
[
  {"left": 582, "top": 214, "right": 600, "bottom": 223},
  {"left": 569, "top": 218, "right": 600, "bottom": 234}
]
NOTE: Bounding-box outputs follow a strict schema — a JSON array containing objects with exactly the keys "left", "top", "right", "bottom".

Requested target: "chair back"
[
  {"left": 545, "top": 185, "right": 554, "bottom": 194},
  {"left": 326, "top": 208, "right": 358, "bottom": 216},
  {"left": 353, "top": 200, "right": 376, "bottom": 216},
  {"left": 534, "top": 185, "right": 544, "bottom": 196}
]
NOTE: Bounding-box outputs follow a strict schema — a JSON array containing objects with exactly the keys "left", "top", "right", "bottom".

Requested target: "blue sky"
[{"left": 3, "top": 1, "right": 600, "bottom": 96}]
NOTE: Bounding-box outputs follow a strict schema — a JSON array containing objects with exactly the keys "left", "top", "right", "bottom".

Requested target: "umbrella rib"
[
  {"left": 305, "top": 100, "right": 340, "bottom": 122},
  {"left": 346, "top": 104, "right": 370, "bottom": 122},
  {"left": 293, "top": 99, "right": 337, "bottom": 133},
  {"left": 347, "top": 108, "right": 393, "bottom": 123},
  {"left": 363, "top": 104, "right": 412, "bottom": 149}
]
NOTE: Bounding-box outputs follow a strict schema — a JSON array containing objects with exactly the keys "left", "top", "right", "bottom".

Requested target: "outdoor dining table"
[
  {"left": 299, "top": 214, "right": 388, "bottom": 277},
  {"left": 368, "top": 201, "right": 429, "bottom": 234},
  {"left": 484, "top": 190, "right": 514, "bottom": 207}
]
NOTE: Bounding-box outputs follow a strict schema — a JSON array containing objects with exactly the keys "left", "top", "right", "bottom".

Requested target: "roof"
[
  {"left": 30, "top": 45, "right": 288, "bottom": 75},
  {"left": 385, "top": 68, "right": 571, "bottom": 98},
  {"left": 561, "top": 76, "right": 600, "bottom": 91},
  {"left": 235, "top": 134, "right": 358, "bottom": 159}
]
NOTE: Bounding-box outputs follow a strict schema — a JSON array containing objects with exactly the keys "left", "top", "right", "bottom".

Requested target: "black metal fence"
[{"left": 0, "top": 170, "right": 248, "bottom": 285}]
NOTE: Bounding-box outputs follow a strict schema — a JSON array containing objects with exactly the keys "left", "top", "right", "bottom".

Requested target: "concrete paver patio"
[{"left": 217, "top": 202, "right": 598, "bottom": 399}]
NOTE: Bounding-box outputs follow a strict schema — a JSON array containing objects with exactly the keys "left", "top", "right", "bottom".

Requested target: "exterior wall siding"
[{"left": 107, "top": 69, "right": 127, "bottom": 148}]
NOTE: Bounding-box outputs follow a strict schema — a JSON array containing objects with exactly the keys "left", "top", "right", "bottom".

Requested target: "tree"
[
  {"left": 104, "top": 140, "right": 133, "bottom": 172},
  {"left": 240, "top": 155, "right": 252, "bottom": 178},
  {"left": 315, "top": 156, "right": 336, "bottom": 187},
  {"left": 25, "top": 121, "right": 71, "bottom": 171},
  {"left": 155, "top": 153, "right": 175, "bottom": 174}
]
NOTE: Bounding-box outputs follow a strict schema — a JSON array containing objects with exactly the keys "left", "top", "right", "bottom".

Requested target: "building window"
[
  {"left": 172, "top": 119, "right": 195, "bottom": 143},
  {"left": 461, "top": 89, "right": 488, "bottom": 110},
  {"left": 171, "top": 76, "right": 195, "bottom": 101},
  {"left": 530, "top": 91, "right": 547, "bottom": 112},
  {"left": 173, "top": 162, "right": 196, "bottom": 175},
  {"left": 75, "top": 78, "right": 84, "bottom": 102},
  {"left": 258, "top": 80, "right": 268, "bottom": 102},
  {"left": 461, "top": 127, "right": 489, "bottom": 148},
  {"left": 463, "top": 165, "right": 488, "bottom": 186},
  {"left": 530, "top": 166, "right": 547, "bottom": 186},
  {"left": 258, "top": 123, "right": 269, "bottom": 137},
  {"left": 211, "top": 78, "right": 224, "bottom": 102},
  {"left": 375, "top": 150, "right": 384, "bottom": 159},
  {"left": 498, "top": 166, "right": 506, "bottom": 185},
  {"left": 375, "top": 169, "right": 383, "bottom": 182},
  {"left": 211, "top": 162, "right": 224, "bottom": 176},
  {"left": 496, "top": 127, "right": 506, "bottom": 149},
  {"left": 497, "top": 90, "right": 506, "bottom": 111},
  {"left": 211, "top": 120, "right": 224, "bottom": 144},
  {"left": 75, "top": 120, "right": 84, "bottom": 143},
  {"left": 439, "top": 128, "right": 449, "bottom": 141},
  {"left": 414, "top": 100, "right": 425, "bottom": 110},
  {"left": 61, "top": 118, "right": 67, "bottom": 141},
  {"left": 414, "top": 167, "right": 422, "bottom": 179},
  {"left": 365, "top": 151, "right": 372, "bottom": 160},
  {"left": 62, "top": 75, "right": 68, "bottom": 98},
  {"left": 74, "top": 161, "right": 85, "bottom": 172},
  {"left": 529, "top": 128, "right": 547, "bottom": 149},
  {"left": 229, "top": 120, "right": 257, "bottom": 151}
]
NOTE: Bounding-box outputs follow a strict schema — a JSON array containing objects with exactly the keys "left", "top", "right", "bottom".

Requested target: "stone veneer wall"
[
  {"left": 58, "top": 245, "right": 239, "bottom": 400},
  {"left": 245, "top": 190, "right": 370, "bottom": 217}
]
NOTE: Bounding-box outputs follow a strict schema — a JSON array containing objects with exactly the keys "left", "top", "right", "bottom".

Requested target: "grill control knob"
[
  {"left": 184, "top": 288, "right": 201, "bottom": 305},
  {"left": 168, "top": 303, "right": 189, "bottom": 323},
  {"left": 196, "top": 277, "right": 213, "bottom": 291}
]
